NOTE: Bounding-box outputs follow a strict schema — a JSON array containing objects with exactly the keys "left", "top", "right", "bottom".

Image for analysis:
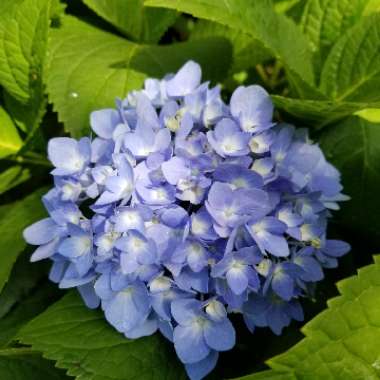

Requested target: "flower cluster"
[{"left": 24, "top": 61, "right": 350, "bottom": 380}]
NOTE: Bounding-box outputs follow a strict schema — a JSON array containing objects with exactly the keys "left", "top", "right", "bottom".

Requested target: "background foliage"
[{"left": 0, "top": 0, "right": 380, "bottom": 379}]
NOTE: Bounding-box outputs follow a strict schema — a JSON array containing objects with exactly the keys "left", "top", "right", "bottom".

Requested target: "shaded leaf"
[
  {"left": 0, "top": 284, "right": 61, "bottom": 348},
  {"left": 191, "top": 20, "right": 272, "bottom": 73},
  {"left": 145, "top": 0, "right": 324, "bottom": 98},
  {"left": 0, "top": 252, "right": 50, "bottom": 320},
  {"left": 47, "top": 15, "right": 232, "bottom": 137},
  {"left": 0, "top": 166, "right": 31, "bottom": 196},
  {"left": 318, "top": 116, "right": 380, "bottom": 241},
  {"left": 19, "top": 291, "right": 186, "bottom": 380},
  {"left": 82, "top": 0, "right": 177, "bottom": 42},
  {"left": 0, "top": 348, "right": 69, "bottom": 380},
  {"left": 0, "top": 187, "right": 47, "bottom": 293}
]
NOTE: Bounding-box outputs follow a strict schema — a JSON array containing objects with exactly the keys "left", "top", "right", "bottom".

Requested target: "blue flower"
[
  {"left": 48, "top": 137, "right": 91, "bottom": 176},
  {"left": 230, "top": 85, "right": 274, "bottom": 133},
  {"left": 207, "top": 118, "right": 251, "bottom": 157},
  {"left": 102, "top": 281, "right": 153, "bottom": 338},
  {"left": 264, "top": 262, "right": 302, "bottom": 301},
  {"left": 211, "top": 247, "right": 261, "bottom": 295},
  {"left": 166, "top": 61, "right": 201, "bottom": 97},
  {"left": 23, "top": 60, "right": 350, "bottom": 380},
  {"left": 206, "top": 181, "right": 271, "bottom": 237},
  {"left": 247, "top": 217, "right": 289, "bottom": 257},
  {"left": 243, "top": 292, "right": 304, "bottom": 335},
  {"left": 172, "top": 298, "right": 235, "bottom": 363},
  {"left": 58, "top": 223, "right": 94, "bottom": 276}
]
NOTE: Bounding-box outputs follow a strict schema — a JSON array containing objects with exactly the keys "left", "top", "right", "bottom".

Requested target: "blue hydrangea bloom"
[{"left": 23, "top": 61, "right": 350, "bottom": 380}]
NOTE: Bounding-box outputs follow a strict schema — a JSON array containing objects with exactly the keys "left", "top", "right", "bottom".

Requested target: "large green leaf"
[
  {"left": 0, "top": 187, "right": 47, "bottom": 293},
  {"left": 190, "top": 20, "right": 272, "bottom": 73},
  {"left": 82, "top": 0, "right": 177, "bottom": 42},
  {"left": 145, "top": 0, "right": 324, "bottom": 99},
  {"left": 272, "top": 95, "right": 379, "bottom": 127},
  {"left": 0, "top": 253, "right": 50, "bottom": 320},
  {"left": 318, "top": 116, "right": 380, "bottom": 242},
  {"left": 233, "top": 255, "right": 380, "bottom": 379},
  {"left": 300, "top": 0, "right": 368, "bottom": 66},
  {"left": 0, "top": 0, "right": 50, "bottom": 105},
  {"left": 0, "top": 107, "right": 23, "bottom": 158},
  {"left": 0, "top": 348, "right": 69, "bottom": 380},
  {"left": 47, "top": 15, "right": 231, "bottom": 137},
  {"left": 0, "top": 284, "right": 60, "bottom": 348},
  {"left": 320, "top": 13, "right": 380, "bottom": 103},
  {"left": 19, "top": 291, "right": 186, "bottom": 380}
]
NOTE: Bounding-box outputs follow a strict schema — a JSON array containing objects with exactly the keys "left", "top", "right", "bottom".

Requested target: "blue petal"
[
  {"left": 90, "top": 109, "right": 120, "bottom": 139},
  {"left": 136, "top": 93, "right": 160, "bottom": 130},
  {"left": 78, "top": 283, "right": 100, "bottom": 309},
  {"left": 185, "top": 350, "right": 219, "bottom": 380},
  {"left": 73, "top": 252, "right": 93, "bottom": 276},
  {"left": 104, "top": 283, "right": 150, "bottom": 333},
  {"left": 230, "top": 85, "right": 273, "bottom": 133},
  {"left": 272, "top": 272, "right": 294, "bottom": 301},
  {"left": 159, "top": 319, "right": 174, "bottom": 342},
  {"left": 296, "top": 256, "right": 324, "bottom": 282},
  {"left": 226, "top": 267, "right": 248, "bottom": 295},
  {"left": 48, "top": 137, "right": 88, "bottom": 175},
  {"left": 175, "top": 267, "right": 209, "bottom": 293},
  {"left": 173, "top": 323, "right": 210, "bottom": 363},
  {"left": 30, "top": 237, "right": 60, "bottom": 262},
  {"left": 58, "top": 235, "right": 92, "bottom": 259},
  {"left": 261, "top": 232, "right": 289, "bottom": 257},
  {"left": 266, "top": 303, "right": 290, "bottom": 335},
  {"left": 166, "top": 61, "right": 202, "bottom": 97},
  {"left": 23, "top": 218, "right": 60, "bottom": 245},
  {"left": 171, "top": 298, "right": 201, "bottom": 325},
  {"left": 204, "top": 318, "right": 235, "bottom": 351},
  {"left": 323, "top": 240, "right": 350, "bottom": 257},
  {"left": 94, "top": 273, "right": 113, "bottom": 300},
  {"left": 124, "top": 313, "right": 158, "bottom": 339},
  {"left": 161, "top": 156, "right": 190, "bottom": 185},
  {"left": 48, "top": 259, "right": 67, "bottom": 283}
]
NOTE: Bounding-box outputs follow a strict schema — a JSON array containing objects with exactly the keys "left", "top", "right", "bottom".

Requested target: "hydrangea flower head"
[{"left": 23, "top": 61, "right": 350, "bottom": 380}]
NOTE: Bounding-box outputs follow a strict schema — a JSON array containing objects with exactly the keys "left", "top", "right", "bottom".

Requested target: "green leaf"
[
  {"left": 233, "top": 255, "right": 380, "bottom": 379},
  {"left": 47, "top": 15, "right": 231, "bottom": 137},
  {"left": 0, "top": 166, "right": 31, "bottom": 195},
  {"left": 145, "top": 0, "right": 324, "bottom": 98},
  {"left": 0, "top": 252, "right": 50, "bottom": 320},
  {"left": 274, "top": 0, "right": 303, "bottom": 14},
  {"left": 0, "top": 187, "right": 47, "bottom": 294},
  {"left": 300, "top": 0, "right": 369, "bottom": 66},
  {"left": 0, "top": 0, "right": 50, "bottom": 105},
  {"left": 190, "top": 20, "right": 272, "bottom": 73},
  {"left": 355, "top": 108, "right": 380, "bottom": 122},
  {"left": 19, "top": 291, "right": 186, "bottom": 380},
  {"left": 82, "top": 0, "right": 177, "bottom": 42},
  {"left": 0, "top": 0, "right": 23, "bottom": 20},
  {"left": 0, "top": 284, "right": 60, "bottom": 348},
  {"left": 0, "top": 348, "right": 69, "bottom": 380},
  {"left": 320, "top": 13, "right": 380, "bottom": 103},
  {"left": 318, "top": 116, "right": 380, "bottom": 241},
  {"left": 0, "top": 107, "right": 23, "bottom": 158},
  {"left": 271, "top": 95, "right": 378, "bottom": 127}
]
